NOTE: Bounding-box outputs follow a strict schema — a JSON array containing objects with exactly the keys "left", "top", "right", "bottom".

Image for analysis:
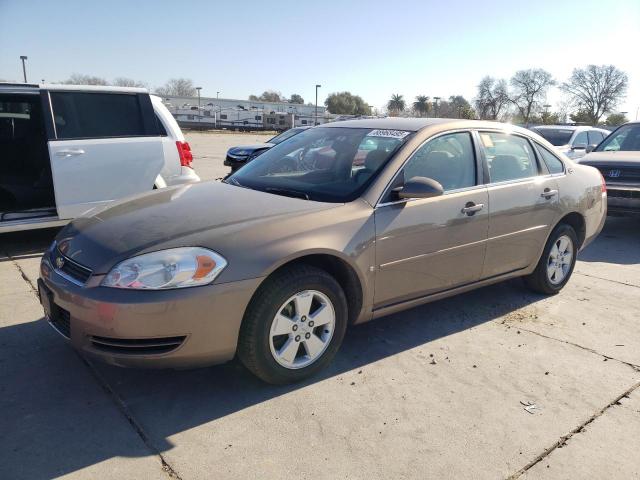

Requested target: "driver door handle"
[
  {"left": 461, "top": 203, "right": 484, "bottom": 215},
  {"left": 56, "top": 149, "right": 85, "bottom": 157},
  {"left": 541, "top": 189, "right": 558, "bottom": 198}
]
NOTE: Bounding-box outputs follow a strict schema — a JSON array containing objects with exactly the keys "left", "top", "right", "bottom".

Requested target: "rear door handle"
[
  {"left": 56, "top": 149, "right": 85, "bottom": 157},
  {"left": 541, "top": 189, "right": 558, "bottom": 198},
  {"left": 461, "top": 202, "right": 484, "bottom": 216}
]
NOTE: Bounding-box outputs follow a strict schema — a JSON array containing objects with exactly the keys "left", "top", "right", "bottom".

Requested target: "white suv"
[
  {"left": 531, "top": 125, "right": 610, "bottom": 160},
  {"left": 0, "top": 83, "right": 200, "bottom": 233}
]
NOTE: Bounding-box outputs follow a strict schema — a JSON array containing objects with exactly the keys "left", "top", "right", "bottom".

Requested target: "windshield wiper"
[{"left": 264, "top": 187, "right": 310, "bottom": 200}]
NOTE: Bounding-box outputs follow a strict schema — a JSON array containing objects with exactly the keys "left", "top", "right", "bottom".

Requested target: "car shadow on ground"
[
  {"left": 577, "top": 216, "right": 640, "bottom": 265},
  {"left": 1, "top": 216, "right": 635, "bottom": 479}
]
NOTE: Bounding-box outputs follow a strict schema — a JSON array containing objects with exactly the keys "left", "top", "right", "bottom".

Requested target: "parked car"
[
  {"left": 0, "top": 83, "right": 199, "bottom": 233},
  {"left": 531, "top": 125, "right": 610, "bottom": 160},
  {"left": 224, "top": 126, "right": 310, "bottom": 173},
  {"left": 578, "top": 122, "right": 640, "bottom": 216},
  {"left": 39, "top": 119, "right": 606, "bottom": 384}
]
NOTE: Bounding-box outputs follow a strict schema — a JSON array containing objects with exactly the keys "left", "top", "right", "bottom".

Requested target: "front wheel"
[
  {"left": 237, "top": 265, "right": 348, "bottom": 384},
  {"left": 524, "top": 223, "right": 578, "bottom": 295}
]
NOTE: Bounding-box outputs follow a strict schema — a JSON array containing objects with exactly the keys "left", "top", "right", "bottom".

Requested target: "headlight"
[
  {"left": 102, "top": 247, "right": 227, "bottom": 290},
  {"left": 236, "top": 150, "right": 250, "bottom": 156}
]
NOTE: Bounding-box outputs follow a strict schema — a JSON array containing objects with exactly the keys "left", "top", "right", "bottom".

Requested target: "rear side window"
[
  {"left": 51, "top": 92, "right": 145, "bottom": 139},
  {"left": 155, "top": 114, "right": 167, "bottom": 136},
  {"left": 480, "top": 132, "right": 538, "bottom": 183},
  {"left": 537, "top": 144, "right": 565, "bottom": 174},
  {"left": 573, "top": 131, "right": 588, "bottom": 146}
]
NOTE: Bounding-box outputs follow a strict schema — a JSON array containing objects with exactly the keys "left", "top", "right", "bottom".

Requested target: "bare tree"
[
  {"left": 509, "top": 69, "right": 555, "bottom": 124},
  {"left": 112, "top": 77, "right": 148, "bottom": 88},
  {"left": 155, "top": 78, "right": 196, "bottom": 97},
  {"left": 475, "top": 76, "right": 510, "bottom": 120},
  {"left": 62, "top": 73, "right": 108, "bottom": 85},
  {"left": 561, "top": 65, "right": 628, "bottom": 124}
]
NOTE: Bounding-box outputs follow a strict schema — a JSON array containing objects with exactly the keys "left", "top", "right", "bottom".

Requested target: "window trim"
[{"left": 376, "top": 129, "right": 481, "bottom": 207}]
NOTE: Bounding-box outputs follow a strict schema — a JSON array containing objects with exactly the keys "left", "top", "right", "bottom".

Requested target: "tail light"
[
  {"left": 600, "top": 173, "right": 607, "bottom": 193},
  {"left": 176, "top": 141, "right": 193, "bottom": 168}
]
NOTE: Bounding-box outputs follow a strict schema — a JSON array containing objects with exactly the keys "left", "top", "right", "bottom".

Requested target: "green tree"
[
  {"left": 569, "top": 109, "right": 592, "bottom": 124},
  {"left": 439, "top": 96, "right": 475, "bottom": 119},
  {"left": 605, "top": 112, "right": 628, "bottom": 126},
  {"left": 412, "top": 95, "right": 430, "bottom": 117},
  {"left": 324, "top": 92, "right": 371, "bottom": 115},
  {"left": 387, "top": 94, "right": 405, "bottom": 115},
  {"left": 289, "top": 94, "right": 304, "bottom": 104},
  {"left": 561, "top": 65, "right": 628, "bottom": 124}
]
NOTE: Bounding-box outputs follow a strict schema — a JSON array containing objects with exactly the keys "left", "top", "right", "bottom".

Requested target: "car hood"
[
  {"left": 579, "top": 151, "right": 640, "bottom": 166},
  {"left": 227, "top": 143, "right": 274, "bottom": 155},
  {"left": 57, "top": 181, "right": 338, "bottom": 274}
]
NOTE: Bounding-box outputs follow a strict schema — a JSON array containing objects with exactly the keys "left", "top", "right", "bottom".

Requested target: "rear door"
[
  {"left": 479, "top": 131, "right": 561, "bottom": 278},
  {"left": 47, "top": 90, "right": 163, "bottom": 218}
]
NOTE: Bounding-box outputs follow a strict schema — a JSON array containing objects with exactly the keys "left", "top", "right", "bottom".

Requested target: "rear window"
[
  {"left": 51, "top": 92, "right": 145, "bottom": 139},
  {"left": 533, "top": 128, "right": 573, "bottom": 146}
]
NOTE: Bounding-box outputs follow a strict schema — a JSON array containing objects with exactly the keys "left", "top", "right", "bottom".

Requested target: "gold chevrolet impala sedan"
[{"left": 39, "top": 119, "right": 607, "bottom": 384}]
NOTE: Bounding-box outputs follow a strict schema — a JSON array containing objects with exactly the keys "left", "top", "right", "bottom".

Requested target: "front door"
[
  {"left": 374, "top": 131, "right": 489, "bottom": 308},
  {"left": 478, "top": 131, "right": 561, "bottom": 278},
  {"left": 47, "top": 91, "right": 163, "bottom": 219}
]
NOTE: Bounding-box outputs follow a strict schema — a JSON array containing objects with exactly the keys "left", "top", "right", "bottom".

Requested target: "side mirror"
[
  {"left": 571, "top": 143, "right": 587, "bottom": 151},
  {"left": 396, "top": 176, "right": 444, "bottom": 199},
  {"left": 586, "top": 144, "right": 596, "bottom": 153}
]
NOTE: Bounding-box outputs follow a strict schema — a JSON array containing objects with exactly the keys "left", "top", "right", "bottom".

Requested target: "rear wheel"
[
  {"left": 524, "top": 224, "right": 578, "bottom": 294},
  {"left": 238, "top": 265, "right": 348, "bottom": 384}
]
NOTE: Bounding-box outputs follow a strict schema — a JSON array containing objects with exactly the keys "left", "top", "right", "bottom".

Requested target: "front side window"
[
  {"left": 537, "top": 144, "right": 565, "bottom": 174},
  {"left": 50, "top": 92, "right": 145, "bottom": 139},
  {"left": 228, "top": 127, "right": 412, "bottom": 202},
  {"left": 480, "top": 132, "right": 538, "bottom": 183},
  {"left": 596, "top": 124, "right": 640, "bottom": 152},
  {"left": 588, "top": 130, "right": 604, "bottom": 145},
  {"left": 401, "top": 132, "right": 476, "bottom": 191},
  {"left": 572, "top": 131, "right": 588, "bottom": 146}
]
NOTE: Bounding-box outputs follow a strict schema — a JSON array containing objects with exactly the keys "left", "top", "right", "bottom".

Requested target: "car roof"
[
  {"left": 0, "top": 82, "right": 147, "bottom": 94},
  {"left": 533, "top": 125, "right": 608, "bottom": 132}
]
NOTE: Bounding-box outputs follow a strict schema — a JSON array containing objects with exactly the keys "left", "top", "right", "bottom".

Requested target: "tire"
[
  {"left": 238, "top": 265, "right": 348, "bottom": 384},
  {"left": 524, "top": 223, "right": 578, "bottom": 295}
]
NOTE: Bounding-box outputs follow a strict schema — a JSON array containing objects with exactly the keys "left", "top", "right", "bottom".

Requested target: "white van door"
[{"left": 47, "top": 90, "right": 163, "bottom": 219}]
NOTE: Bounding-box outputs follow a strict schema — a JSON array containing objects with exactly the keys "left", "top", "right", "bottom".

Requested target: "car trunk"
[{"left": 0, "top": 92, "right": 56, "bottom": 221}]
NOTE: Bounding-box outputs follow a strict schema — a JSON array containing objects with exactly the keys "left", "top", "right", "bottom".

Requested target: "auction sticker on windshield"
[{"left": 367, "top": 129, "right": 411, "bottom": 139}]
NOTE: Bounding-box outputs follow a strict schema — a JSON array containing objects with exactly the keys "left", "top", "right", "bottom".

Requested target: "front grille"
[
  {"left": 54, "top": 248, "right": 92, "bottom": 284},
  {"left": 608, "top": 189, "right": 640, "bottom": 199},
  {"left": 50, "top": 307, "right": 71, "bottom": 338},
  {"left": 89, "top": 335, "right": 186, "bottom": 355},
  {"left": 593, "top": 165, "right": 640, "bottom": 183}
]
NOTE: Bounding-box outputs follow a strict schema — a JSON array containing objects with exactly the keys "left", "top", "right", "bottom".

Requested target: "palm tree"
[
  {"left": 387, "top": 94, "right": 405, "bottom": 115},
  {"left": 413, "top": 95, "right": 430, "bottom": 117}
]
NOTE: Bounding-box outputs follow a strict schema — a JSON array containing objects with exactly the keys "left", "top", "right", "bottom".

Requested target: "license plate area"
[{"left": 38, "top": 280, "right": 71, "bottom": 339}]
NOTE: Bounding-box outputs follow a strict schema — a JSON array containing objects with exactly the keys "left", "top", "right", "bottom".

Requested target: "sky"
[{"left": 1, "top": 0, "right": 639, "bottom": 118}]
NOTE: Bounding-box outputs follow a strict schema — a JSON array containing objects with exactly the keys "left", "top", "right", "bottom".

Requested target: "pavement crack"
[
  {"left": 2, "top": 250, "right": 38, "bottom": 294},
  {"left": 511, "top": 326, "right": 640, "bottom": 372},
  {"left": 575, "top": 271, "right": 640, "bottom": 289},
  {"left": 77, "top": 354, "right": 183, "bottom": 480},
  {"left": 507, "top": 380, "right": 640, "bottom": 479}
]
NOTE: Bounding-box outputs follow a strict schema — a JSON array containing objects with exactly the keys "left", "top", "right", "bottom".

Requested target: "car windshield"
[
  {"left": 269, "top": 128, "right": 303, "bottom": 145},
  {"left": 533, "top": 128, "right": 574, "bottom": 146},
  {"left": 226, "top": 127, "right": 412, "bottom": 202},
  {"left": 596, "top": 124, "right": 640, "bottom": 152}
]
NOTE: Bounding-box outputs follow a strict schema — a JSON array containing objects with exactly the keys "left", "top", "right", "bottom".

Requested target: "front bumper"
[
  {"left": 39, "top": 251, "right": 262, "bottom": 368},
  {"left": 224, "top": 154, "right": 248, "bottom": 169},
  {"left": 607, "top": 187, "right": 640, "bottom": 216}
]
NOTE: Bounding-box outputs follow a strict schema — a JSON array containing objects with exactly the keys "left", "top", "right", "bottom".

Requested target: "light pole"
[
  {"left": 433, "top": 97, "right": 441, "bottom": 118},
  {"left": 196, "top": 87, "right": 202, "bottom": 124},
  {"left": 19, "top": 56, "right": 28, "bottom": 83},
  {"left": 216, "top": 91, "right": 219, "bottom": 100},
  {"left": 315, "top": 84, "right": 321, "bottom": 125}
]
